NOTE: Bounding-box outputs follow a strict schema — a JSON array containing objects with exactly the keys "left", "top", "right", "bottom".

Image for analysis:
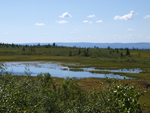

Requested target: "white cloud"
[
  {"left": 35, "top": 23, "right": 45, "bottom": 26},
  {"left": 114, "top": 11, "right": 134, "bottom": 20},
  {"left": 56, "top": 20, "right": 68, "bottom": 24},
  {"left": 127, "top": 28, "right": 133, "bottom": 31},
  {"left": 96, "top": 20, "right": 102, "bottom": 23},
  {"left": 83, "top": 20, "right": 93, "bottom": 24},
  {"left": 144, "top": 15, "right": 150, "bottom": 19},
  {"left": 87, "top": 15, "right": 96, "bottom": 18},
  {"left": 83, "top": 20, "right": 89, "bottom": 23},
  {"left": 4, "top": 33, "right": 8, "bottom": 35},
  {"left": 59, "top": 12, "right": 72, "bottom": 18}
]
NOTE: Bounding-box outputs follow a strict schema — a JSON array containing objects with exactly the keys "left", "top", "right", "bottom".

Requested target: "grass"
[
  {"left": 89, "top": 70, "right": 112, "bottom": 74},
  {"left": 69, "top": 68, "right": 84, "bottom": 71},
  {"left": 140, "top": 68, "right": 150, "bottom": 73}
]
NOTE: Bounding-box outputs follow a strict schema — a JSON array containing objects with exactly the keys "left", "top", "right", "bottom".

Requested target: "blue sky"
[{"left": 0, "top": 0, "right": 150, "bottom": 43}]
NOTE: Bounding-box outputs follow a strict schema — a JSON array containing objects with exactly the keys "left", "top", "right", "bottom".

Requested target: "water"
[
  {"left": 1, "top": 62, "right": 140, "bottom": 79},
  {"left": 79, "top": 67, "right": 142, "bottom": 73}
]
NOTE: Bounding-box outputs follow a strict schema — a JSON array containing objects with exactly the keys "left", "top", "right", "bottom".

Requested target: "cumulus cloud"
[
  {"left": 56, "top": 20, "right": 68, "bottom": 24},
  {"left": 127, "top": 28, "right": 133, "bottom": 31},
  {"left": 83, "top": 20, "right": 93, "bottom": 24},
  {"left": 59, "top": 12, "right": 72, "bottom": 18},
  {"left": 35, "top": 23, "right": 45, "bottom": 26},
  {"left": 96, "top": 20, "right": 102, "bottom": 23},
  {"left": 144, "top": 15, "right": 150, "bottom": 19},
  {"left": 87, "top": 15, "right": 96, "bottom": 18},
  {"left": 83, "top": 20, "right": 89, "bottom": 23},
  {"left": 114, "top": 11, "right": 134, "bottom": 20}
]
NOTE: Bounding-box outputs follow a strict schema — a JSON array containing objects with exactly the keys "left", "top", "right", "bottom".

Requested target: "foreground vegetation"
[{"left": 0, "top": 72, "right": 149, "bottom": 113}]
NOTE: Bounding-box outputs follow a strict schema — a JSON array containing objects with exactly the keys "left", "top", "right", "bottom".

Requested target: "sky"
[{"left": 0, "top": 0, "right": 150, "bottom": 43}]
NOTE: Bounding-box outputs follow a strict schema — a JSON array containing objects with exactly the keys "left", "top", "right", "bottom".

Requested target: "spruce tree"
[{"left": 126, "top": 48, "right": 130, "bottom": 56}]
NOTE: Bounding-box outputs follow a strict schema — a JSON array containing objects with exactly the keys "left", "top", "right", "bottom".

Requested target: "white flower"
[
  {"left": 132, "top": 99, "right": 134, "bottom": 102},
  {"left": 114, "top": 90, "right": 117, "bottom": 93}
]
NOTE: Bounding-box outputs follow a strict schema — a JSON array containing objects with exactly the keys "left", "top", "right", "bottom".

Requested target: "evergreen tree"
[
  {"left": 126, "top": 48, "right": 130, "bottom": 56},
  {"left": 116, "top": 49, "right": 119, "bottom": 53},
  {"left": 84, "top": 50, "right": 89, "bottom": 57},
  {"left": 78, "top": 48, "right": 81, "bottom": 55},
  {"left": 22, "top": 47, "right": 25, "bottom": 51},
  {"left": 69, "top": 50, "right": 72, "bottom": 56},
  {"left": 120, "top": 52, "right": 123, "bottom": 57}
]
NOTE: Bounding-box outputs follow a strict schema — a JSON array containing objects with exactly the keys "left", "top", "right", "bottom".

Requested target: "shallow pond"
[
  {"left": 79, "top": 67, "right": 142, "bottom": 73},
  {"left": 1, "top": 62, "right": 141, "bottom": 79}
]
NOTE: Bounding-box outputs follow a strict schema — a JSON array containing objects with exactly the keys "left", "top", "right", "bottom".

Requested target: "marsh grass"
[
  {"left": 69, "top": 68, "right": 84, "bottom": 72},
  {"left": 89, "top": 70, "right": 112, "bottom": 74}
]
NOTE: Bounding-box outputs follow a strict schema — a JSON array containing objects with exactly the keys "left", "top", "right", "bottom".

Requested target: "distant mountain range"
[{"left": 19, "top": 42, "right": 150, "bottom": 49}]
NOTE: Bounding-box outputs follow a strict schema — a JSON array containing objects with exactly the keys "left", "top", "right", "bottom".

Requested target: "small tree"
[
  {"left": 78, "top": 48, "right": 81, "bottom": 55},
  {"left": 120, "top": 52, "right": 123, "bottom": 57},
  {"left": 11, "top": 43, "right": 15, "bottom": 48},
  {"left": 22, "top": 47, "right": 25, "bottom": 51},
  {"left": 84, "top": 50, "right": 89, "bottom": 57},
  {"left": 37, "top": 43, "right": 40, "bottom": 46},
  {"left": 69, "top": 50, "right": 72, "bottom": 56},
  {"left": 53, "top": 42, "right": 55, "bottom": 46},
  {"left": 116, "top": 49, "right": 119, "bottom": 53},
  {"left": 126, "top": 48, "right": 130, "bottom": 56},
  {"left": 87, "top": 48, "right": 89, "bottom": 52}
]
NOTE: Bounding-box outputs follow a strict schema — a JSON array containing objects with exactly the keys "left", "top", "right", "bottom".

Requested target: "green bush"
[
  {"left": 90, "top": 78, "right": 143, "bottom": 112},
  {"left": 0, "top": 67, "right": 144, "bottom": 113}
]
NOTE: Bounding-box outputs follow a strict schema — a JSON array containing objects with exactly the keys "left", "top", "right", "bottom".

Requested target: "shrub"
[
  {"left": 92, "top": 78, "right": 143, "bottom": 112},
  {"left": 0, "top": 71, "right": 144, "bottom": 112}
]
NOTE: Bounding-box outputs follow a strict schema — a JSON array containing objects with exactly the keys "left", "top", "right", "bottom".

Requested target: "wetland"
[
  {"left": 2, "top": 61, "right": 141, "bottom": 79},
  {"left": 0, "top": 43, "right": 150, "bottom": 112}
]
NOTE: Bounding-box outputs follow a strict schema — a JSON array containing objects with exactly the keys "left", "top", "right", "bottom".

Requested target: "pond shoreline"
[{"left": 0, "top": 61, "right": 142, "bottom": 79}]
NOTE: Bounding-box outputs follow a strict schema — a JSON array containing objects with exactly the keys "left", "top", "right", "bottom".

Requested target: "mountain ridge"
[{"left": 17, "top": 42, "right": 150, "bottom": 49}]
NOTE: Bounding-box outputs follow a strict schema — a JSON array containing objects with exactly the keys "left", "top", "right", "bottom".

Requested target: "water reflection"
[
  {"left": 80, "top": 67, "right": 142, "bottom": 73},
  {"left": 1, "top": 62, "right": 138, "bottom": 79}
]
